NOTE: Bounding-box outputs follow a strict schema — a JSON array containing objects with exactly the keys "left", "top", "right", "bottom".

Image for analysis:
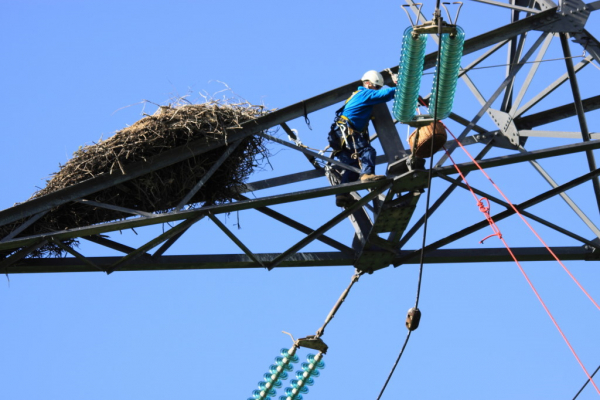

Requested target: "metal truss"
[{"left": 2, "top": 0, "right": 600, "bottom": 274}]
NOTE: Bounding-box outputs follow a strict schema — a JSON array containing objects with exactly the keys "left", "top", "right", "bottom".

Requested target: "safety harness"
[{"left": 328, "top": 91, "right": 372, "bottom": 164}]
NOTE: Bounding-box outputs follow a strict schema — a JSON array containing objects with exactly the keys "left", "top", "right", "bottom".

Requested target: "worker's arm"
[{"left": 360, "top": 87, "right": 396, "bottom": 106}]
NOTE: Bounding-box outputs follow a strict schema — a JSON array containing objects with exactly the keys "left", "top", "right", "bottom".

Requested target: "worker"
[{"left": 328, "top": 70, "right": 398, "bottom": 207}]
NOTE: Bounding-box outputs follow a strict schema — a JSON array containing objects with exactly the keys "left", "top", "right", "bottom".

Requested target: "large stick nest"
[{"left": 2, "top": 100, "right": 271, "bottom": 258}]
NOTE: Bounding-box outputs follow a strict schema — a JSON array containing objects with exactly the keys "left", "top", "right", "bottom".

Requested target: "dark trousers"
[{"left": 330, "top": 127, "right": 376, "bottom": 184}]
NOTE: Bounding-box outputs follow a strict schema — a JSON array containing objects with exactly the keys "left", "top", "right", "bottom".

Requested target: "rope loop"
[
  {"left": 476, "top": 197, "right": 502, "bottom": 244},
  {"left": 476, "top": 197, "right": 490, "bottom": 214}
]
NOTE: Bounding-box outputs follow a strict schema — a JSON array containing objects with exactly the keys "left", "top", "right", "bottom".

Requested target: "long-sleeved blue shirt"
[{"left": 341, "top": 86, "right": 396, "bottom": 132}]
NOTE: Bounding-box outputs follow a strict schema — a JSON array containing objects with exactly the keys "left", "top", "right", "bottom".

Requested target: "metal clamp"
[
  {"left": 401, "top": 3, "right": 423, "bottom": 28},
  {"left": 441, "top": 2, "right": 463, "bottom": 26}
]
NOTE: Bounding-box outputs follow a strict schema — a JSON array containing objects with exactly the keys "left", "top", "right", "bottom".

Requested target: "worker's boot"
[
  {"left": 360, "top": 174, "right": 386, "bottom": 182},
  {"left": 335, "top": 193, "right": 355, "bottom": 208}
]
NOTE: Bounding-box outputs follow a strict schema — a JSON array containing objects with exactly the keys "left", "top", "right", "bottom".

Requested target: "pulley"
[{"left": 406, "top": 307, "right": 422, "bottom": 331}]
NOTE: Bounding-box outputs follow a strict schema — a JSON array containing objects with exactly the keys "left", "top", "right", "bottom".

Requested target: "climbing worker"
[{"left": 328, "top": 70, "right": 398, "bottom": 207}]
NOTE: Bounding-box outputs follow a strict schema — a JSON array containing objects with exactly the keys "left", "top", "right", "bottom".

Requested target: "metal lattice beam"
[{"left": 3, "top": 4, "right": 600, "bottom": 275}]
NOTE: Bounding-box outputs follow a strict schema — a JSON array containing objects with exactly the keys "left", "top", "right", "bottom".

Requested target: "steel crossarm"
[
  {"left": 514, "top": 55, "right": 593, "bottom": 118},
  {"left": 397, "top": 143, "right": 494, "bottom": 249},
  {"left": 0, "top": 128, "right": 256, "bottom": 228},
  {"left": 0, "top": 179, "right": 399, "bottom": 254},
  {"left": 266, "top": 181, "right": 394, "bottom": 270},
  {"left": 0, "top": 239, "right": 48, "bottom": 273},
  {"left": 82, "top": 235, "right": 154, "bottom": 259},
  {"left": 394, "top": 166, "right": 600, "bottom": 266},
  {"left": 175, "top": 140, "right": 242, "bottom": 211},
  {"left": 0, "top": 7, "right": 561, "bottom": 230},
  {"left": 470, "top": 0, "right": 541, "bottom": 13},
  {"left": 257, "top": 132, "right": 362, "bottom": 174},
  {"left": 509, "top": 33, "right": 554, "bottom": 114},
  {"left": 208, "top": 212, "right": 265, "bottom": 268},
  {"left": 49, "top": 237, "right": 103, "bottom": 272},
  {"left": 5, "top": 246, "right": 596, "bottom": 274},
  {"left": 560, "top": 32, "right": 600, "bottom": 216},
  {"left": 517, "top": 146, "right": 600, "bottom": 239},
  {"left": 1, "top": 211, "right": 47, "bottom": 242},
  {"left": 76, "top": 199, "right": 154, "bottom": 218},
  {"left": 237, "top": 195, "right": 355, "bottom": 256},
  {"left": 436, "top": 32, "right": 550, "bottom": 167},
  {"left": 518, "top": 130, "right": 600, "bottom": 139},
  {"left": 572, "top": 29, "right": 600, "bottom": 65},
  {"left": 435, "top": 173, "right": 600, "bottom": 250},
  {"left": 515, "top": 95, "right": 600, "bottom": 129},
  {"left": 106, "top": 214, "right": 206, "bottom": 274},
  {"left": 458, "top": 40, "right": 510, "bottom": 79},
  {"left": 435, "top": 139, "right": 600, "bottom": 175}
]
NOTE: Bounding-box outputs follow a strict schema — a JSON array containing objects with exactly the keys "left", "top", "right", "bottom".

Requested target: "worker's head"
[{"left": 361, "top": 70, "right": 384, "bottom": 90}]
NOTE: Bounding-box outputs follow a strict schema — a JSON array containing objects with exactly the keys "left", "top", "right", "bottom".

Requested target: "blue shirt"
[{"left": 341, "top": 86, "right": 396, "bottom": 132}]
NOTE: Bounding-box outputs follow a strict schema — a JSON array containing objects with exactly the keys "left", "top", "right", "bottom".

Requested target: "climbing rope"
[{"left": 442, "top": 126, "right": 600, "bottom": 396}]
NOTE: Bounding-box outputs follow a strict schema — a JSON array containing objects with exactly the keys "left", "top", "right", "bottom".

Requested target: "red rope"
[
  {"left": 443, "top": 149, "right": 502, "bottom": 244},
  {"left": 444, "top": 124, "right": 600, "bottom": 311},
  {"left": 498, "top": 234, "right": 600, "bottom": 396},
  {"left": 442, "top": 126, "right": 600, "bottom": 395}
]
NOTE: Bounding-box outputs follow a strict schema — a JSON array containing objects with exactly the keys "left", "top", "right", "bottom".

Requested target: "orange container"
[{"left": 408, "top": 121, "right": 447, "bottom": 158}]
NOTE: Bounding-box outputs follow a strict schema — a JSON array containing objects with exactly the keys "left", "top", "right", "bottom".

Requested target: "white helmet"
[{"left": 361, "top": 70, "right": 384, "bottom": 87}]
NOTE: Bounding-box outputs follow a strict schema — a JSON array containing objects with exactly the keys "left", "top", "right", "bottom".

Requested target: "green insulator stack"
[
  {"left": 279, "top": 353, "right": 325, "bottom": 400},
  {"left": 249, "top": 348, "right": 299, "bottom": 400},
  {"left": 393, "top": 26, "right": 427, "bottom": 123},
  {"left": 429, "top": 25, "right": 465, "bottom": 120}
]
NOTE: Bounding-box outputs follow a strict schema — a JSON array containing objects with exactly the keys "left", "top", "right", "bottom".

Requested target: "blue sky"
[{"left": 2, "top": 1, "right": 600, "bottom": 399}]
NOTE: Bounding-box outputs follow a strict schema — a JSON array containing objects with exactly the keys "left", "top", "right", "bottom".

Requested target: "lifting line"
[{"left": 376, "top": 1, "right": 454, "bottom": 397}]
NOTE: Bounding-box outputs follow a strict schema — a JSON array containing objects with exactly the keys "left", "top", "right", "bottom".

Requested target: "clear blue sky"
[{"left": 2, "top": 1, "right": 600, "bottom": 399}]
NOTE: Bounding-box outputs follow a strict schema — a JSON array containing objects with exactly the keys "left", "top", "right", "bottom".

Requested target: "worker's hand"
[{"left": 385, "top": 68, "right": 398, "bottom": 86}]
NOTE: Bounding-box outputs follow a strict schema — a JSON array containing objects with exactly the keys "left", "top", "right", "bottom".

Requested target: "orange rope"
[{"left": 442, "top": 127, "right": 600, "bottom": 395}]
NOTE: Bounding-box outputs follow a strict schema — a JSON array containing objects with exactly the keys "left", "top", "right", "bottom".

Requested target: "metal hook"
[
  {"left": 401, "top": 3, "right": 423, "bottom": 27},
  {"left": 442, "top": 2, "right": 463, "bottom": 25}
]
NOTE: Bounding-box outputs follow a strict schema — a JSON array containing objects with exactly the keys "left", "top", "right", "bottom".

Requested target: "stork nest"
[{"left": 1, "top": 100, "right": 271, "bottom": 259}]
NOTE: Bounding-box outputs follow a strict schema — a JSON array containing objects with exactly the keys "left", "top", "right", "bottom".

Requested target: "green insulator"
[
  {"left": 429, "top": 26, "right": 465, "bottom": 120},
  {"left": 393, "top": 26, "right": 427, "bottom": 123},
  {"left": 251, "top": 348, "right": 298, "bottom": 400}
]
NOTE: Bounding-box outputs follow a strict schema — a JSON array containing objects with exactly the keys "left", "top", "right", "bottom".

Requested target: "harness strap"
[
  {"left": 335, "top": 117, "right": 365, "bottom": 167},
  {"left": 334, "top": 90, "right": 360, "bottom": 118}
]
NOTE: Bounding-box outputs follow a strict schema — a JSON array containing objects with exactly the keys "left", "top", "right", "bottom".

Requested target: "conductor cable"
[{"left": 375, "top": 8, "right": 445, "bottom": 398}]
